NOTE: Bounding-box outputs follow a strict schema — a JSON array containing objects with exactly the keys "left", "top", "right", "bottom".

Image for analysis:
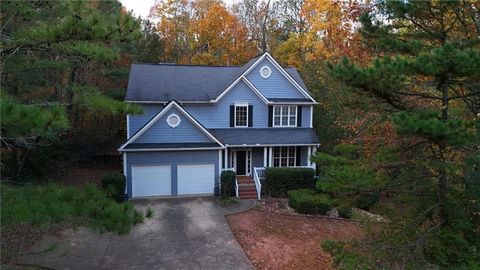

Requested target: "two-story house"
[{"left": 119, "top": 53, "right": 320, "bottom": 199}]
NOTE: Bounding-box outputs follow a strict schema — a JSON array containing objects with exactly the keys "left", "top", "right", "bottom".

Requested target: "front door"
[{"left": 236, "top": 151, "right": 247, "bottom": 175}]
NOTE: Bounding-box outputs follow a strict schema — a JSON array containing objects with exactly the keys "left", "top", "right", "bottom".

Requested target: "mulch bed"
[{"left": 226, "top": 199, "right": 363, "bottom": 270}]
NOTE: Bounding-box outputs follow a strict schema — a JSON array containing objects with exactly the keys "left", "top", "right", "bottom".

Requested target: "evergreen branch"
[
  {"left": 396, "top": 91, "right": 442, "bottom": 100},
  {"left": 0, "top": 15, "right": 14, "bottom": 34},
  {"left": 408, "top": 17, "right": 444, "bottom": 41}
]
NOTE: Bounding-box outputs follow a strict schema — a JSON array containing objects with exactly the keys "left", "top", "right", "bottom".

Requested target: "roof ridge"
[{"left": 132, "top": 63, "right": 243, "bottom": 68}]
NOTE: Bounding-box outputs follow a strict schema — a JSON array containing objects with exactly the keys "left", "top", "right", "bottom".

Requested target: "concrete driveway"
[{"left": 20, "top": 197, "right": 253, "bottom": 270}]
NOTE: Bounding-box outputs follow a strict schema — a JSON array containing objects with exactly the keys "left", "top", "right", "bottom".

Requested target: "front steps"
[{"left": 237, "top": 176, "right": 258, "bottom": 200}]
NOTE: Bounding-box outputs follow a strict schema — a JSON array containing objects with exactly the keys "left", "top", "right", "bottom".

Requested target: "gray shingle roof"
[
  {"left": 124, "top": 143, "right": 220, "bottom": 149},
  {"left": 209, "top": 128, "right": 320, "bottom": 145},
  {"left": 125, "top": 56, "right": 310, "bottom": 102}
]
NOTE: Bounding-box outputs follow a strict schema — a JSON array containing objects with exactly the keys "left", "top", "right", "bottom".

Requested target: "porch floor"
[{"left": 237, "top": 176, "right": 257, "bottom": 200}]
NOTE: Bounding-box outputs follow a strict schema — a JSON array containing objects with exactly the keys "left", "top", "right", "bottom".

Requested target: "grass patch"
[
  {"left": 218, "top": 197, "right": 240, "bottom": 207},
  {"left": 1, "top": 183, "right": 144, "bottom": 234}
]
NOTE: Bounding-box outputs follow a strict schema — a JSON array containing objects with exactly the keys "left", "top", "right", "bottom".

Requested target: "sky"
[
  {"left": 120, "top": 0, "right": 157, "bottom": 18},
  {"left": 119, "top": 0, "right": 240, "bottom": 19}
]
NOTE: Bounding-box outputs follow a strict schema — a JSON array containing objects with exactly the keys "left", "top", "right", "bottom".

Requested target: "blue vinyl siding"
[
  {"left": 252, "top": 147, "right": 264, "bottom": 168},
  {"left": 246, "top": 59, "right": 306, "bottom": 99},
  {"left": 135, "top": 107, "right": 212, "bottom": 143},
  {"left": 184, "top": 80, "right": 268, "bottom": 128},
  {"left": 125, "top": 150, "right": 219, "bottom": 197},
  {"left": 128, "top": 105, "right": 163, "bottom": 137}
]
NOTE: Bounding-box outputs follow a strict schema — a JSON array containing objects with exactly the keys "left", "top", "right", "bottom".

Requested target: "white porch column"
[
  {"left": 218, "top": 150, "right": 222, "bottom": 173},
  {"left": 268, "top": 147, "right": 273, "bottom": 167},
  {"left": 307, "top": 146, "right": 312, "bottom": 167},
  {"left": 263, "top": 147, "right": 267, "bottom": 167},
  {"left": 224, "top": 147, "right": 228, "bottom": 169},
  {"left": 311, "top": 146, "right": 317, "bottom": 169}
]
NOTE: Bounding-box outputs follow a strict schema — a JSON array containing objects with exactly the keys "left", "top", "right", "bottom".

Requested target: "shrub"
[
  {"left": 220, "top": 170, "right": 236, "bottom": 198},
  {"left": 337, "top": 204, "right": 353, "bottom": 219},
  {"left": 1, "top": 183, "right": 143, "bottom": 235},
  {"left": 264, "top": 167, "right": 315, "bottom": 197},
  {"left": 287, "top": 189, "right": 332, "bottom": 215},
  {"left": 101, "top": 172, "right": 126, "bottom": 202},
  {"left": 355, "top": 192, "right": 379, "bottom": 211}
]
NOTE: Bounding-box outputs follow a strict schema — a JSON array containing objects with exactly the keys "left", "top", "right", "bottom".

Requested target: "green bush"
[
  {"left": 1, "top": 183, "right": 143, "bottom": 235},
  {"left": 337, "top": 204, "right": 353, "bottom": 219},
  {"left": 220, "top": 170, "right": 236, "bottom": 198},
  {"left": 264, "top": 167, "right": 315, "bottom": 197},
  {"left": 101, "top": 172, "right": 126, "bottom": 202},
  {"left": 355, "top": 192, "right": 379, "bottom": 211},
  {"left": 287, "top": 189, "right": 332, "bottom": 215}
]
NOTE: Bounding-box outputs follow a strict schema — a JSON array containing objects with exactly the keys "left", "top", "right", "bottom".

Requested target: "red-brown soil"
[{"left": 226, "top": 209, "right": 363, "bottom": 270}]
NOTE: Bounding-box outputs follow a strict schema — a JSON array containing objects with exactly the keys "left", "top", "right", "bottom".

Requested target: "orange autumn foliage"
[{"left": 152, "top": 0, "right": 256, "bottom": 65}]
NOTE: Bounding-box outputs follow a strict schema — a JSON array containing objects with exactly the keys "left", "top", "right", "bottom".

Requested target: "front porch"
[
  {"left": 221, "top": 145, "right": 318, "bottom": 200},
  {"left": 222, "top": 145, "right": 317, "bottom": 176}
]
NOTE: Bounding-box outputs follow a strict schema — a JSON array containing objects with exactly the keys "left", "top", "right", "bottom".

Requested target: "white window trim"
[
  {"left": 272, "top": 146, "right": 297, "bottom": 167},
  {"left": 260, "top": 65, "right": 272, "bottom": 79},
  {"left": 166, "top": 113, "right": 181, "bottom": 128},
  {"left": 272, "top": 105, "right": 297, "bottom": 127},
  {"left": 234, "top": 104, "right": 249, "bottom": 127}
]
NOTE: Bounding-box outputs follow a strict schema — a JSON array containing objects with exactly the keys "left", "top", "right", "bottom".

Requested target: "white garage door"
[
  {"left": 132, "top": 165, "right": 171, "bottom": 197},
  {"left": 177, "top": 164, "right": 215, "bottom": 195}
]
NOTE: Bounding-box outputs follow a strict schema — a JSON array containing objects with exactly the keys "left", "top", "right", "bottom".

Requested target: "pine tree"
[
  {"left": 323, "top": 0, "right": 480, "bottom": 268},
  {"left": 1, "top": 1, "right": 142, "bottom": 178}
]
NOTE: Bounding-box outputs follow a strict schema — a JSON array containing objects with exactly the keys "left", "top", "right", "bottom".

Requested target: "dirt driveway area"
[{"left": 226, "top": 209, "right": 363, "bottom": 270}]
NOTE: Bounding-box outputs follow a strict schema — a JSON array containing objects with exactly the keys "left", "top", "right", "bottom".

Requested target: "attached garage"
[
  {"left": 131, "top": 165, "right": 172, "bottom": 197},
  {"left": 125, "top": 151, "right": 220, "bottom": 198},
  {"left": 177, "top": 164, "right": 215, "bottom": 195}
]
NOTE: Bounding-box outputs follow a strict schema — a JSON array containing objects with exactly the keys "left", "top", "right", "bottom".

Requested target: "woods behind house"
[{"left": 1, "top": 0, "right": 479, "bottom": 269}]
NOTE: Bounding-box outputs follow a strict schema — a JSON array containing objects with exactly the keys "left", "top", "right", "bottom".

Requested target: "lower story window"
[{"left": 272, "top": 146, "right": 296, "bottom": 167}]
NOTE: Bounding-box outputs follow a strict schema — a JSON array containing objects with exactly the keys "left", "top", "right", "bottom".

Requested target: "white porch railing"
[
  {"left": 253, "top": 167, "right": 265, "bottom": 200},
  {"left": 235, "top": 178, "right": 239, "bottom": 198}
]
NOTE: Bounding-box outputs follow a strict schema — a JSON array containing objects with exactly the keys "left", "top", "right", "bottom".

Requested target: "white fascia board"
[
  {"left": 241, "top": 77, "right": 269, "bottom": 104},
  {"left": 226, "top": 143, "right": 321, "bottom": 147},
  {"left": 264, "top": 53, "right": 317, "bottom": 103},
  {"left": 266, "top": 102, "right": 318, "bottom": 105},
  {"left": 119, "top": 101, "right": 176, "bottom": 150},
  {"left": 213, "top": 53, "right": 268, "bottom": 103},
  {"left": 172, "top": 102, "right": 225, "bottom": 147},
  {"left": 119, "top": 147, "right": 225, "bottom": 152},
  {"left": 125, "top": 100, "right": 213, "bottom": 104},
  {"left": 118, "top": 101, "right": 224, "bottom": 150}
]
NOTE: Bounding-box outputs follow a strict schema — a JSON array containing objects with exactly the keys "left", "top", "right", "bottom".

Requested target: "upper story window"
[
  {"left": 260, "top": 66, "right": 272, "bottom": 79},
  {"left": 166, "top": 113, "right": 181, "bottom": 128},
  {"left": 273, "top": 105, "right": 297, "bottom": 127},
  {"left": 235, "top": 104, "right": 249, "bottom": 127}
]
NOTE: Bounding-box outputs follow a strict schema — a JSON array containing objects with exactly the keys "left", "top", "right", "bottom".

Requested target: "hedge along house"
[{"left": 119, "top": 52, "right": 320, "bottom": 199}]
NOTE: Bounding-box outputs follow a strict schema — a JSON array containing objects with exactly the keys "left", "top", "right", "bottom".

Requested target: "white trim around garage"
[{"left": 121, "top": 147, "right": 224, "bottom": 152}]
